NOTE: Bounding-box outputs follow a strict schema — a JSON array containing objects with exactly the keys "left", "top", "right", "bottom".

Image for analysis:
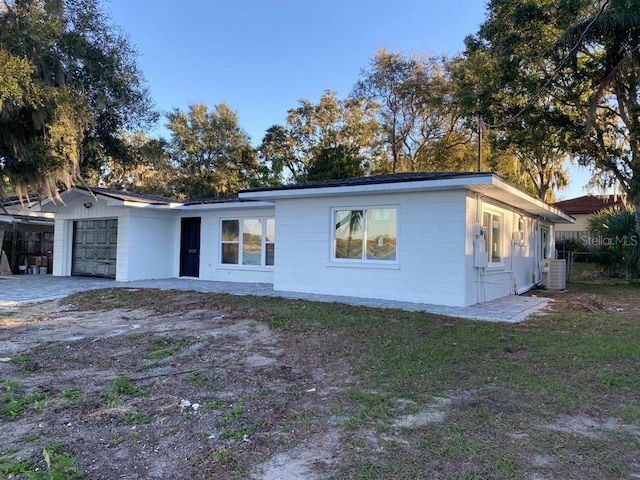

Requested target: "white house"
[{"left": 41, "top": 172, "right": 573, "bottom": 307}]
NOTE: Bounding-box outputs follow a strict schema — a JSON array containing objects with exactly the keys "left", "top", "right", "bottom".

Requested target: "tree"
[
  {"left": 489, "top": 115, "right": 569, "bottom": 202},
  {"left": 588, "top": 207, "right": 640, "bottom": 280},
  {"left": 462, "top": 0, "right": 640, "bottom": 206},
  {"left": 456, "top": 0, "right": 578, "bottom": 201},
  {"left": 91, "top": 131, "right": 176, "bottom": 197},
  {"left": 258, "top": 124, "right": 301, "bottom": 183},
  {"left": 306, "top": 145, "right": 366, "bottom": 182},
  {"left": 0, "top": 0, "right": 156, "bottom": 199},
  {"left": 258, "top": 90, "right": 380, "bottom": 183},
  {"left": 561, "top": 0, "right": 640, "bottom": 212},
  {"left": 353, "top": 48, "right": 476, "bottom": 174},
  {"left": 166, "top": 103, "right": 259, "bottom": 199}
]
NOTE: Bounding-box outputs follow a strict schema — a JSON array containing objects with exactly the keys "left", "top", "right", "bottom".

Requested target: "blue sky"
[{"left": 105, "top": 0, "right": 592, "bottom": 199}]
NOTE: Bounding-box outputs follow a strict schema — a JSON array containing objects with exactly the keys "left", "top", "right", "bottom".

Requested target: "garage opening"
[{"left": 72, "top": 219, "right": 117, "bottom": 278}]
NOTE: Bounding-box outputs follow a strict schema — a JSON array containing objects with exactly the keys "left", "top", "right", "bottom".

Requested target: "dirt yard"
[
  {"left": 1, "top": 286, "right": 639, "bottom": 479},
  {"left": 0, "top": 290, "right": 361, "bottom": 479}
]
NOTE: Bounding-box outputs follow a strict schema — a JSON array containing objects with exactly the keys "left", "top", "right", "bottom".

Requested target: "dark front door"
[{"left": 180, "top": 217, "right": 201, "bottom": 277}]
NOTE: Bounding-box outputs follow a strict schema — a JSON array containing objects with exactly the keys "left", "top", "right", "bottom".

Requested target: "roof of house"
[
  {"left": 553, "top": 195, "right": 624, "bottom": 215},
  {"left": 1, "top": 194, "right": 41, "bottom": 208},
  {"left": 76, "top": 186, "right": 179, "bottom": 205},
  {"left": 36, "top": 174, "right": 573, "bottom": 223},
  {"left": 244, "top": 171, "right": 487, "bottom": 193},
  {"left": 182, "top": 193, "right": 259, "bottom": 206}
]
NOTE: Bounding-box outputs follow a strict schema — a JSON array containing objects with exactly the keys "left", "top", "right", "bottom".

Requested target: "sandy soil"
[{"left": 0, "top": 293, "right": 358, "bottom": 479}]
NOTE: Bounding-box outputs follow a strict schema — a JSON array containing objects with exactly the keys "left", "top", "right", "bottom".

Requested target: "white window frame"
[
  {"left": 482, "top": 208, "right": 503, "bottom": 266},
  {"left": 220, "top": 217, "right": 275, "bottom": 268},
  {"left": 331, "top": 206, "right": 399, "bottom": 265}
]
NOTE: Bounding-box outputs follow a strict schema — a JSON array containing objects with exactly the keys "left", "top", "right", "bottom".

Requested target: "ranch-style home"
[{"left": 41, "top": 172, "right": 573, "bottom": 307}]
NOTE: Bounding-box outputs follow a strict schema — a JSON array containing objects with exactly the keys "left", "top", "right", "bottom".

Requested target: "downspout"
[
  {"left": 534, "top": 219, "right": 542, "bottom": 286},
  {"left": 475, "top": 193, "right": 486, "bottom": 304},
  {"left": 510, "top": 236, "right": 515, "bottom": 295}
]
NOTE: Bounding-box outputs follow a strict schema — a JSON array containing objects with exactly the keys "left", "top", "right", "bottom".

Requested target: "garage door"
[{"left": 72, "top": 219, "right": 118, "bottom": 278}]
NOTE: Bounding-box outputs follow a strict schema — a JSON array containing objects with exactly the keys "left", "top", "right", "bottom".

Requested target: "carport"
[{"left": 1, "top": 196, "right": 55, "bottom": 275}]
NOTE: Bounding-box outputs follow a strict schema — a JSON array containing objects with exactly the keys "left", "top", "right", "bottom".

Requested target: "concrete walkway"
[{"left": 0, "top": 275, "right": 552, "bottom": 323}]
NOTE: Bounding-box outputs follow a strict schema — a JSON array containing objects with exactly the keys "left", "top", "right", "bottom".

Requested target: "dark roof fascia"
[
  {"left": 183, "top": 199, "right": 265, "bottom": 206},
  {"left": 75, "top": 186, "right": 179, "bottom": 205},
  {"left": 183, "top": 193, "right": 241, "bottom": 206},
  {"left": 1, "top": 194, "right": 41, "bottom": 208},
  {"left": 4, "top": 214, "right": 54, "bottom": 223},
  {"left": 0, "top": 213, "right": 54, "bottom": 224}
]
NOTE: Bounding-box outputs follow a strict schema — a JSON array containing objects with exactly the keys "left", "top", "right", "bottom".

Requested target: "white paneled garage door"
[{"left": 72, "top": 219, "right": 118, "bottom": 278}]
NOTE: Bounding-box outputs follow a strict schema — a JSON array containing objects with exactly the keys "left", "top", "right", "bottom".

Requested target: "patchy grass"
[
  {"left": 0, "top": 445, "right": 85, "bottom": 479},
  {"left": 0, "top": 378, "right": 47, "bottom": 420},
  {"left": 145, "top": 338, "right": 188, "bottom": 360},
  {"left": 104, "top": 375, "right": 146, "bottom": 407},
  {"left": 185, "top": 370, "right": 216, "bottom": 389},
  {"left": 120, "top": 410, "right": 152, "bottom": 425},
  {"left": 8, "top": 282, "right": 637, "bottom": 479}
]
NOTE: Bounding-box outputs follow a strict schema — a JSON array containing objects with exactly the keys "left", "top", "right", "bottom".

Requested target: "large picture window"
[
  {"left": 482, "top": 210, "right": 502, "bottom": 264},
  {"left": 221, "top": 218, "right": 275, "bottom": 267},
  {"left": 333, "top": 208, "right": 397, "bottom": 261}
]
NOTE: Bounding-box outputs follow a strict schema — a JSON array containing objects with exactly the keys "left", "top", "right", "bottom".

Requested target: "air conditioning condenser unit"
[{"left": 542, "top": 259, "right": 566, "bottom": 290}]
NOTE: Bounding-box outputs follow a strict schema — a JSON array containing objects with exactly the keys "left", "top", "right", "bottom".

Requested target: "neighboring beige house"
[{"left": 553, "top": 194, "right": 624, "bottom": 243}]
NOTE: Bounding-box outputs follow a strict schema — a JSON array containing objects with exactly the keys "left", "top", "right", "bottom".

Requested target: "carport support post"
[
  {"left": 10, "top": 225, "right": 18, "bottom": 273},
  {"left": 0, "top": 226, "right": 17, "bottom": 274}
]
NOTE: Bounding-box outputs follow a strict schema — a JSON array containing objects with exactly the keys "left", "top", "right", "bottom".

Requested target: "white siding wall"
[
  {"left": 512, "top": 215, "right": 539, "bottom": 293},
  {"left": 464, "top": 194, "right": 541, "bottom": 304},
  {"left": 195, "top": 207, "right": 275, "bottom": 284},
  {"left": 119, "top": 210, "right": 177, "bottom": 281},
  {"left": 463, "top": 194, "right": 481, "bottom": 306},
  {"left": 273, "top": 190, "right": 469, "bottom": 306},
  {"left": 52, "top": 217, "right": 70, "bottom": 277}
]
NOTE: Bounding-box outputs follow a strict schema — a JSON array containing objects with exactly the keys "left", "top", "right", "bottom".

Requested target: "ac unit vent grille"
[{"left": 542, "top": 259, "right": 566, "bottom": 290}]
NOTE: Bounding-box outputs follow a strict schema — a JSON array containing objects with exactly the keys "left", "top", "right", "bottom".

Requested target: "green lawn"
[{"left": 265, "top": 283, "right": 640, "bottom": 479}]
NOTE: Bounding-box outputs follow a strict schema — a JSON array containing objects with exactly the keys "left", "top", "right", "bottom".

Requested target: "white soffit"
[{"left": 471, "top": 178, "right": 573, "bottom": 224}]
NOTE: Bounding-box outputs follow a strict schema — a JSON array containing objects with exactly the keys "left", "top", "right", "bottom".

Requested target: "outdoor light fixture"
[{"left": 83, "top": 201, "right": 93, "bottom": 209}]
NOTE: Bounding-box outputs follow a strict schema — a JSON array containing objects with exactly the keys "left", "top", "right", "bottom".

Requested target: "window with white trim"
[
  {"left": 482, "top": 210, "right": 502, "bottom": 264},
  {"left": 333, "top": 207, "right": 397, "bottom": 261},
  {"left": 221, "top": 218, "right": 275, "bottom": 266}
]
